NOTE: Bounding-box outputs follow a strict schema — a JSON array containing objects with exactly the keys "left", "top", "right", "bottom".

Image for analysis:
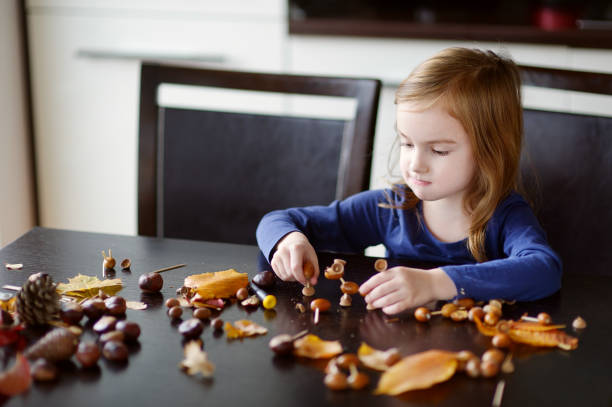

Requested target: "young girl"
[{"left": 256, "top": 47, "right": 562, "bottom": 315}]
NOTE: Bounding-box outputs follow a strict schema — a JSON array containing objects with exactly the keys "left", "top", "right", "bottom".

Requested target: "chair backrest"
[
  {"left": 138, "top": 64, "right": 381, "bottom": 245},
  {"left": 518, "top": 65, "right": 612, "bottom": 275}
]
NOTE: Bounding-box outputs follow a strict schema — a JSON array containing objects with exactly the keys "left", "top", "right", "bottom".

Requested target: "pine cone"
[
  {"left": 16, "top": 273, "right": 60, "bottom": 326},
  {"left": 24, "top": 327, "right": 78, "bottom": 362}
]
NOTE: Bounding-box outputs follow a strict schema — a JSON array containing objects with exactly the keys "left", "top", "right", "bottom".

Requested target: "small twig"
[
  {"left": 153, "top": 263, "right": 186, "bottom": 273},
  {"left": 491, "top": 380, "right": 506, "bottom": 407}
]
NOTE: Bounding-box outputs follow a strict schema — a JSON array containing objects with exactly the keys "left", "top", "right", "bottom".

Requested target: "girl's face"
[{"left": 397, "top": 101, "right": 476, "bottom": 205}]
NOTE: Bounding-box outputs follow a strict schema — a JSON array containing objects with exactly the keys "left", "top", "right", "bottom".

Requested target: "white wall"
[{"left": 0, "top": 0, "right": 37, "bottom": 247}]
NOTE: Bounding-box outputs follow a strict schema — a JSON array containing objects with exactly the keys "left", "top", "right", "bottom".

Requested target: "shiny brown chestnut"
[
  {"left": 252, "top": 270, "right": 276, "bottom": 288},
  {"left": 76, "top": 341, "right": 101, "bottom": 368},
  {"left": 115, "top": 320, "right": 141, "bottom": 342},
  {"left": 104, "top": 296, "right": 127, "bottom": 316},
  {"left": 178, "top": 318, "right": 204, "bottom": 339},
  {"left": 138, "top": 272, "right": 163, "bottom": 292},
  {"left": 102, "top": 340, "right": 128, "bottom": 362},
  {"left": 82, "top": 298, "right": 107, "bottom": 320},
  {"left": 168, "top": 306, "right": 183, "bottom": 319},
  {"left": 60, "top": 302, "right": 84, "bottom": 325},
  {"left": 93, "top": 315, "right": 117, "bottom": 335}
]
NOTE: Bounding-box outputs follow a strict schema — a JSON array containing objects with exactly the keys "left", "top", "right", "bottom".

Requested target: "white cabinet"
[
  {"left": 288, "top": 36, "right": 612, "bottom": 190},
  {"left": 26, "top": 0, "right": 286, "bottom": 235}
]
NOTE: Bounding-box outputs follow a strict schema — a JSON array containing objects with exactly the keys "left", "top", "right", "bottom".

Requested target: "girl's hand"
[
  {"left": 358, "top": 267, "right": 457, "bottom": 315},
  {"left": 270, "top": 231, "right": 319, "bottom": 286}
]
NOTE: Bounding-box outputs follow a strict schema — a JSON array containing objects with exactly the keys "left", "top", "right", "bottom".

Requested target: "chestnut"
[
  {"left": 115, "top": 320, "right": 141, "bottom": 342},
  {"left": 100, "top": 330, "right": 125, "bottom": 344},
  {"left": 82, "top": 298, "right": 107, "bottom": 320},
  {"left": 252, "top": 271, "right": 275, "bottom": 288},
  {"left": 76, "top": 341, "right": 100, "bottom": 368},
  {"left": 178, "top": 318, "right": 204, "bottom": 339},
  {"left": 168, "top": 306, "right": 183, "bottom": 319},
  {"left": 211, "top": 318, "right": 224, "bottom": 331},
  {"left": 269, "top": 334, "right": 294, "bottom": 355},
  {"left": 93, "top": 315, "right": 117, "bottom": 335},
  {"left": 138, "top": 272, "right": 163, "bottom": 292},
  {"left": 102, "top": 340, "right": 128, "bottom": 362},
  {"left": 60, "top": 302, "right": 84, "bottom": 325},
  {"left": 104, "top": 296, "right": 127, "bottom": 316}
]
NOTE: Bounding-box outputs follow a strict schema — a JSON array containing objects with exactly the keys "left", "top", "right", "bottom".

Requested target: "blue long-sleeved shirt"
[{"left": 256, "top": 189, "right": 562, "bottom": 301}]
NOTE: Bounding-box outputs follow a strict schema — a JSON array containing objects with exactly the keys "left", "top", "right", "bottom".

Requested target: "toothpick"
[
  {"left": 2, "top": 285, "right": 21, "bottom": 291},
  {"left": 491, "top": 380, "right": 506, "bottom": 407},
  {"left": 314, "top": 308, "right": 320, "bottom": 325},
  {"left": 153, "top": 263, "right": 186, "bottom": 273}
]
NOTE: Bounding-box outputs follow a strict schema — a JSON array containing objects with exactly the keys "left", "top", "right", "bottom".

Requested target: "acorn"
[{"left": 102, "top": 249, "right": 116, "bottom": 270}]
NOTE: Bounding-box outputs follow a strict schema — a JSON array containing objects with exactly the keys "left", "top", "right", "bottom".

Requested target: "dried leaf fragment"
[
  {"left": 0, "top": 353, "right": 31, "bottom": 396},
  {"left": 183, "top": 269, "right": 248, "bottom": 300},
  {"left": 224, "top": 320, "right": 268, "bottom": 339},
  {"left": 126, "top": 301, "right": 147, "bottom": 310},
  {"left": 56, "top": 274, "right": 122, "bottom": 299},
  {"left": 180, "top": 341, "right": 215, "bottom": 378},
  {"left": 293, "top": 334, "right": 343, "bottom": 359},
  {"left": 375, "top": 350, "right": 458, "bottom": 395},
  {"left": 5, "top": 264, "right": 23, "bottom": 270},
  {"left": 357, "top": 342, "right": 401, "bottom": 371}
]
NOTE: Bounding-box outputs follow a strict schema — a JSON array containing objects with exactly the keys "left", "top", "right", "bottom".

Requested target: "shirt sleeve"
[
  {"left": 256, "top": 190, "right": 388, "bottom": 262},
  {"left": 441, "top": 200, "right": 563, "bottom": 301}
]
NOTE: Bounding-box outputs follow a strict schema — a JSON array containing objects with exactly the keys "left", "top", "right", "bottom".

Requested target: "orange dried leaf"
[
  {"left": 375, "top": 350, "right": 458, "bottom": 395},
  {"left": 508, "top": 321, "right": 566, "bottom": 331},
  {"left": 293, "top": 334, "right": 343, "bottom": 359},
  {"left": 357, "top": 342, "right": 400, "bottom": 371},
  {"left": 224, "top": 320, "right": 268, "bottom": 339},
  {"left": 0, "top": 353, "right": 31, "bottom": 396},
  {"left": 184, "top": 269, "right": 248, "bottom": 300},
  {"left": 472, "top": 314, "right": 498, "bottom": 337},
  {"left": 508, "top": 328, "right": 578, "bottom": 350}
]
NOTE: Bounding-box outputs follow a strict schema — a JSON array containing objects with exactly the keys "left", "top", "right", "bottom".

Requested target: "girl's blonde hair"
[{"left": 390, "top": 47, "right": 523, "bottom": 262}]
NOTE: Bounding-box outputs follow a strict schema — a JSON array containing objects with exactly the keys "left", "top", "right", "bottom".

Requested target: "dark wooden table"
[{"left": 0, "top": 227, "right": 610, "bottom": 406}]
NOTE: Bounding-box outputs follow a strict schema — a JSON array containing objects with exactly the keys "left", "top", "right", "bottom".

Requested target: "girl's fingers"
[
  {"left": 304, "top": 254, "right": 319, "bottom": 285},
  {"left": 359, "top": 270, "right": 393, "bottom": 296},
  {"left": 365, "top": 279, "right": 399, "bottom": 305},
  {"left": 289, "top": 251, "right": 306, "bottom": 285}
]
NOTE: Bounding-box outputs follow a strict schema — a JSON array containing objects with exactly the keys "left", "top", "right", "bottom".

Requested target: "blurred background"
[{"left": 2, "top": 0, "right": 611, "bottom": 247}]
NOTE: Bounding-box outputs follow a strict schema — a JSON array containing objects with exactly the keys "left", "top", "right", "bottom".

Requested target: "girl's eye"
[
  {"left": 432, "top": 149, "right": 449, "bottom": 156},
  {"left": 400, "top": 142, "right": 414, "bottom": 148}
]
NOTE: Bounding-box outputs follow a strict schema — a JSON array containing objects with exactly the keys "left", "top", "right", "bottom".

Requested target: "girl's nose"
[{"left": 410, "top": 149, "right": 428, "bottom": 173}]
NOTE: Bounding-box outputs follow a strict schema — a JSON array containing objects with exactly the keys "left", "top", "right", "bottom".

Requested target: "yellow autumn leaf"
[
  {"left": 375, "top": 350, "right": 458, "bottom": 395},
  {"left": 224, "top": 320, "right": 268, "bottom": 339},
  {"left": 56, "top": 274, "right": 122, "bottom": 299},
  {"left": 183, "top": 269, "right": 248, "bottom": 300},
  {"left": 293, "top": 334, "right": 343, "bottom": 359},
  {"left": 0, "top": 297, "right": 16, "bottom": 313}
]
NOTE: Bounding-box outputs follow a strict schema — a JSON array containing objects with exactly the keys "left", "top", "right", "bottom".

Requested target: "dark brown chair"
[
  {"left": 138, "top": 64, "right": 381, "bottom": 245},
  {"left": 519, "top": 65, "right": 612, "bottom": 275}
]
